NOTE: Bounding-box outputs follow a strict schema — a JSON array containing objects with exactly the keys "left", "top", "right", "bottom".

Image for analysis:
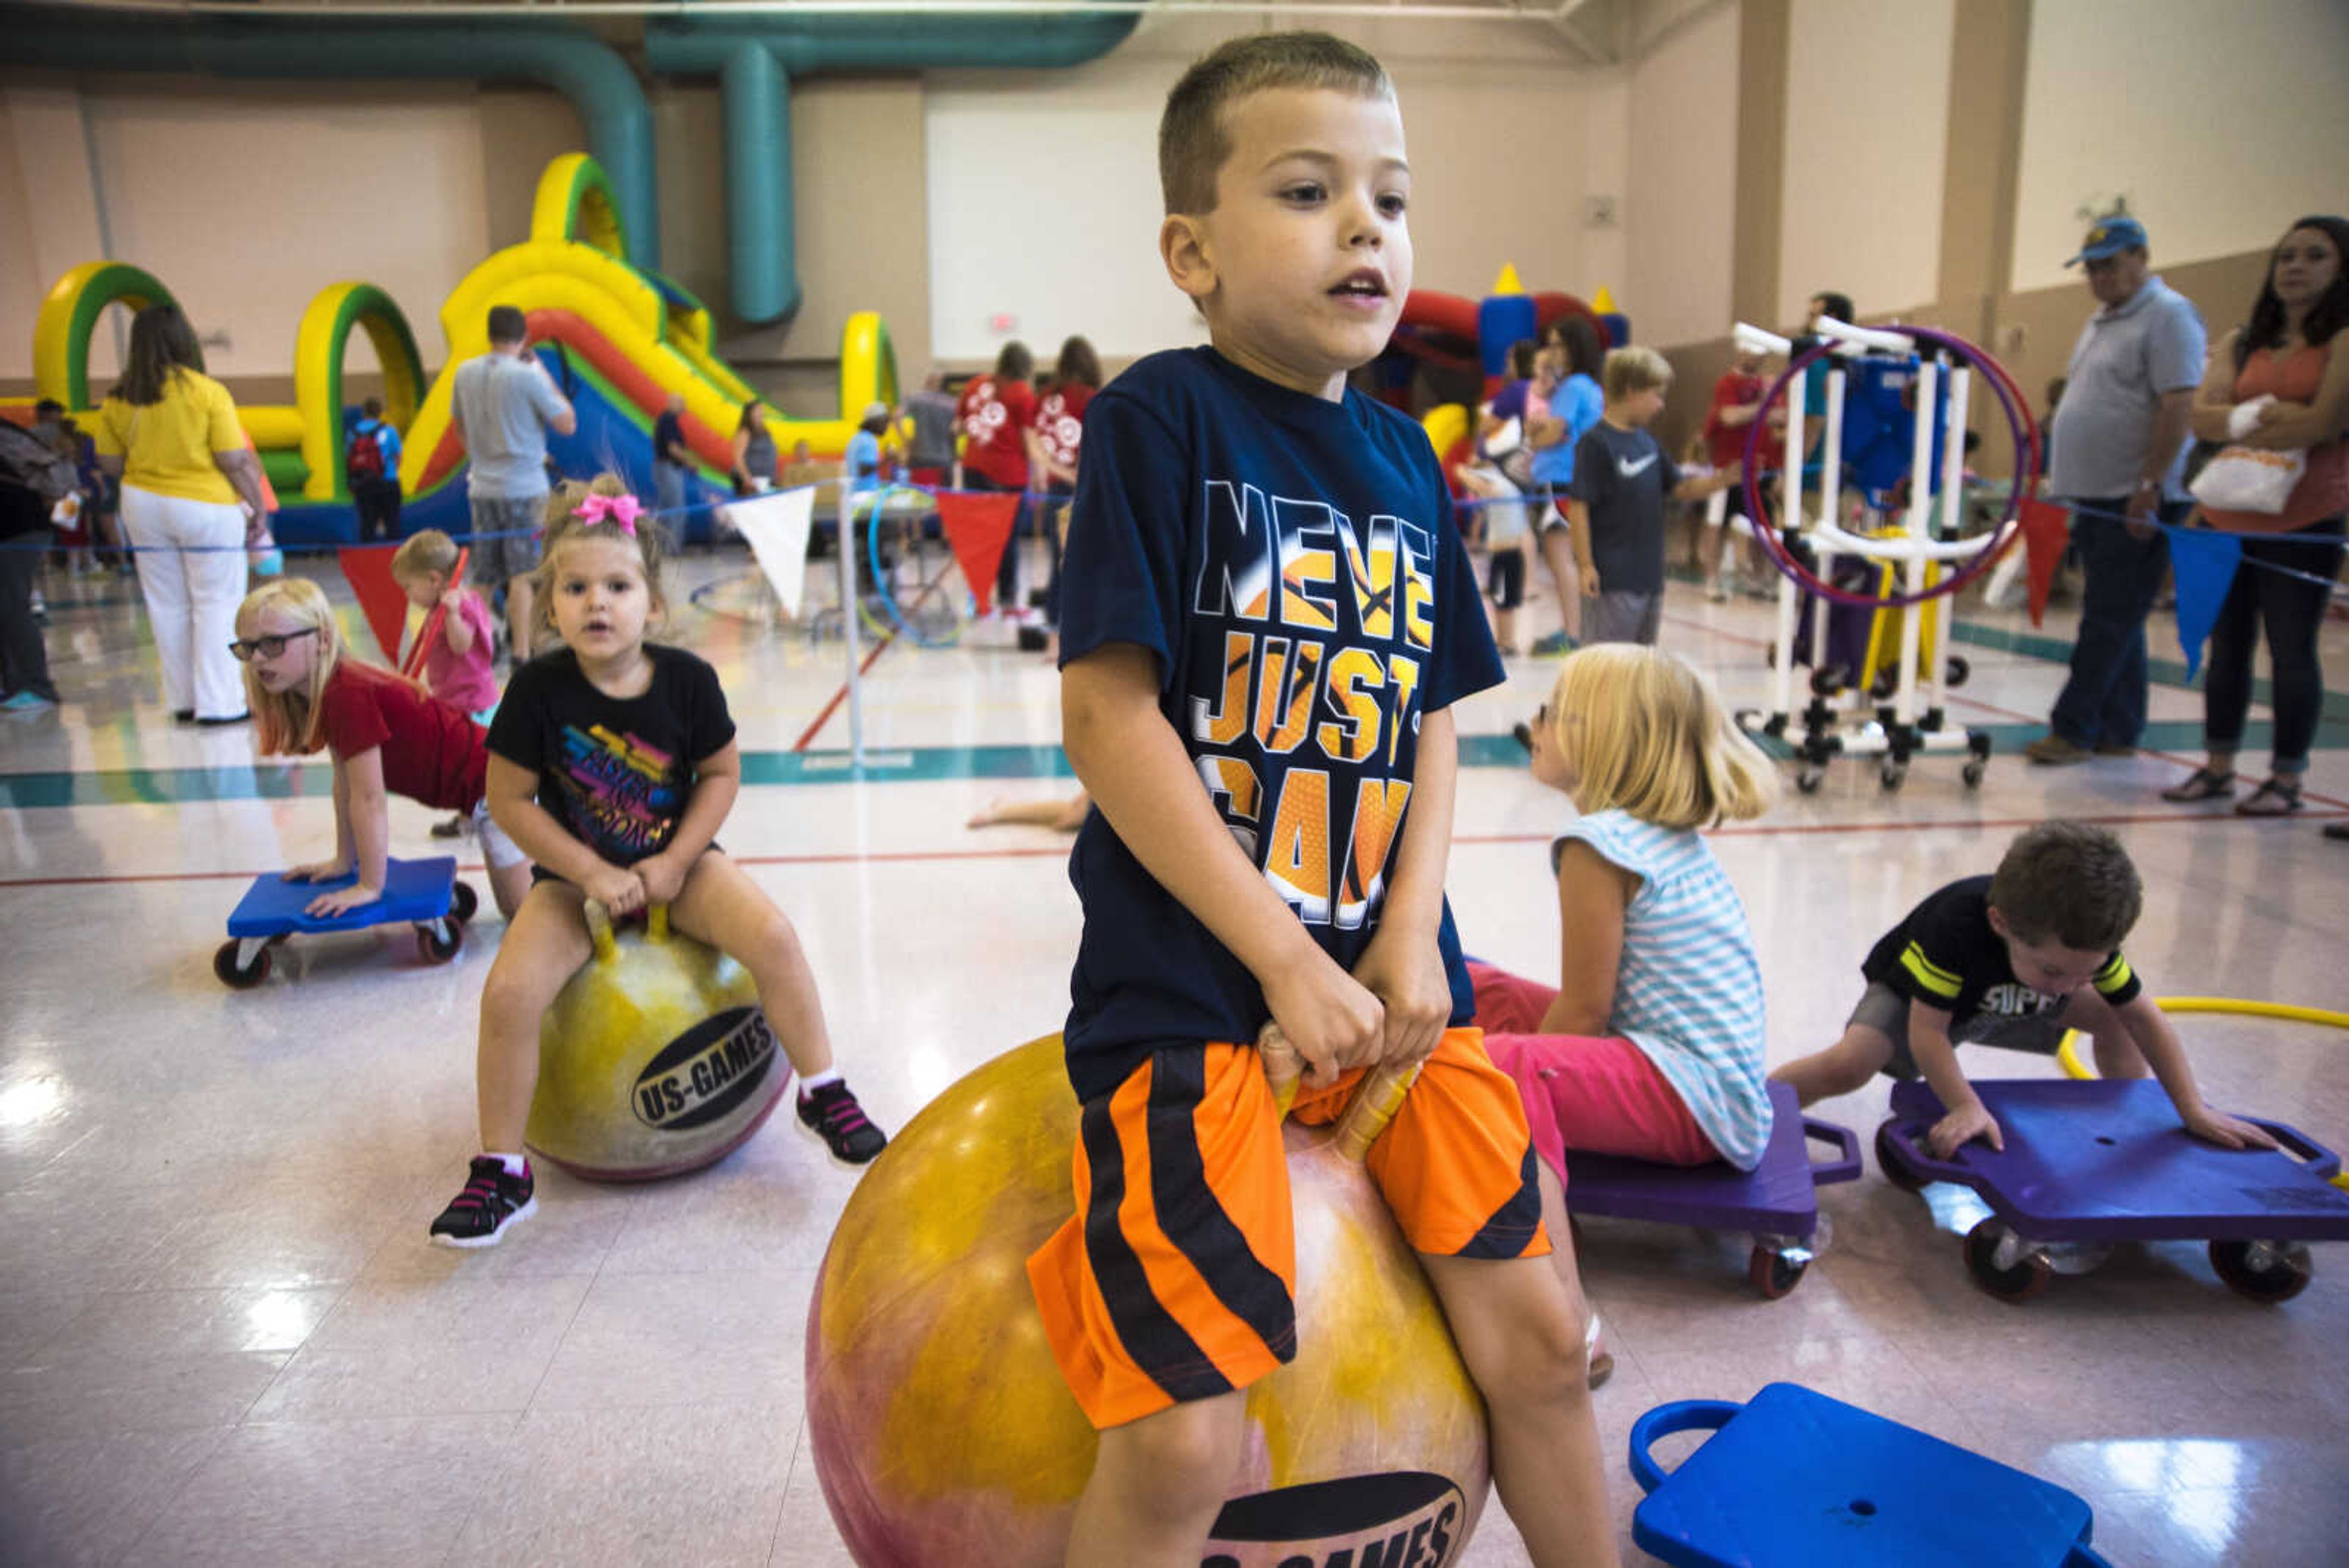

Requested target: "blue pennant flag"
[{"left": 2169, "top": 528, "right": 2242, "bottom": 682}]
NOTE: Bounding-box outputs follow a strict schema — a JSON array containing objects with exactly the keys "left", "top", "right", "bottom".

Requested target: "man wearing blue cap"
[{"left": 2025, "top": 214, "right": 2206, "bottom": 765}]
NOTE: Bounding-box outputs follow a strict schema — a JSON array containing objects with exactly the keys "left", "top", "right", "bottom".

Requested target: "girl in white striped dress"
[{"left": 1471, "top": 645, "right": 1778, "bottom": 1378}]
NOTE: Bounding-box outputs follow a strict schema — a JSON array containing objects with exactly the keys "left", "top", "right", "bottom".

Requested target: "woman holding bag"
[
  {"left": 93, "top": 305, "right": 272, "bottom": 725},
  {"left": 2162, "top": 216, "right": 2349, "bottom": 820}
]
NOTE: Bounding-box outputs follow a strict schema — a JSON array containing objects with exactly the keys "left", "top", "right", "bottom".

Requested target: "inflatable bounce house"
[
  {"left": 8, "top": 152, "right": 894, "bottom": 549},
  {"left": 1373, "top": 264, "right": 1627, "bottom": 483}
]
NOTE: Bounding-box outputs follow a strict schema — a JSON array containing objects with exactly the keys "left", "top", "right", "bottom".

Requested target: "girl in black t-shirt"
[{"left": 428, "top": 475, "right": 888, "bottom": 1249}]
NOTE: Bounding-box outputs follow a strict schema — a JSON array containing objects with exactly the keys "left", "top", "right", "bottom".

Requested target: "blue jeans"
[
  {"left": 654, "top": 461, "right": 686, "bottom": 522},
  {"left": 2047, "top": 496, "right": 2183, "bottom": 749}
]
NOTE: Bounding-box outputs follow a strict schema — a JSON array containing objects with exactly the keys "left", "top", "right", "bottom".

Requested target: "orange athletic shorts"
[{"left": 1026, "top": 1026, "right": 1548, "bottom": 1430}]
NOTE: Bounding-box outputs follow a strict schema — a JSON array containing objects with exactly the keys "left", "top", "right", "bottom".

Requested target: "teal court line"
[
  {"left": 7, "top": 719, "right": 2345, "bottom": 809},
  {"left": 1946, "top": 619, "right": 2349, "bottom": 723}
]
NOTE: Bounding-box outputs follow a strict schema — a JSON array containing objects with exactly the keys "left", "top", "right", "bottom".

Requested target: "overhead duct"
[
  {"left": 7, "top": 12, "right": 661, "bottom": 269},
  {"left": 645, "top": 14, "right": 1140, "bottom": 322}
]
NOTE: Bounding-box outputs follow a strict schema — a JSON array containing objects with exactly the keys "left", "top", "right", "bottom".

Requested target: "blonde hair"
[
  {"left": 390, "top": 529, "right": 459, "bottom": 579},
  {"left": 237, "top": 577, "right": 347, "bottom": 757},
  {"left": 530, "top": 472, "right": 669, "bottom": 641},
  {"left": 1543, "top": 644, "right": 1776, "bottom": 829},
  {"left": 1603, "top": 345, "right": 1673, "bottom": 402}
]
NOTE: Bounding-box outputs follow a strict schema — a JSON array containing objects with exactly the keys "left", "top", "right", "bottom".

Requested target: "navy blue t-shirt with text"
[{"left": 1056, "top": 347, "right": 1505, "bottom": 1102}]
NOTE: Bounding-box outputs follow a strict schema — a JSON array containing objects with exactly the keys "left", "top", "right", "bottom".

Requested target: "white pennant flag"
[{"left": 720, "top": 486, "right": 817, "bottom": 618}]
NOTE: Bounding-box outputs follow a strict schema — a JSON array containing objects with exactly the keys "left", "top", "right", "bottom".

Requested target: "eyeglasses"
[{"left": 228, "top": 628, "right": 320, "bottom": 662}]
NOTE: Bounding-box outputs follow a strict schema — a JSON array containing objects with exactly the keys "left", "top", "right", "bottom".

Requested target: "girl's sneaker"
[
  {"left": 428, "top": 1156, "right": 537, "bottom": 1248},
  {"left": 798, "top": 1081, "right": 888, "bottom": 1166}
]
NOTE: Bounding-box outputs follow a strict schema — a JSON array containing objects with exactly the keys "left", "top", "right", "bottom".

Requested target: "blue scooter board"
[
  {"left": 1631, "top": 1382, "right": 2112, "bottom": 1567},
  {"left": 1877, "top": 1077, "right": 2349, "bottom": 1301},
  {"left": 216, "top": 855, "right": 475, "bottom": 987},
  {"left": 1562, "top": 1082, "right": 1861, "bottom": 1296}
]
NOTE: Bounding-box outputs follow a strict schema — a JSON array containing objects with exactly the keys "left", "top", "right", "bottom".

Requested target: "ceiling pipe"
[
  {"left": 7, "top": 11, "right": 663, "bottom": 269},
  {"left": 645, "top": 12, "right": 1139, "bottom": 322}
]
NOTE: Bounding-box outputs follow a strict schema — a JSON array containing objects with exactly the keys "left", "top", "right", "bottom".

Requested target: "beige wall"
[
  {"left": 1627, "top": 0, "right": 1740, "bottom": 350},
  {"left": 1778, "top": 0, "right": 1955, "bottom": 328},
  {"left": 2011, "top": 0, "right": 2349, "bottom": 294}
]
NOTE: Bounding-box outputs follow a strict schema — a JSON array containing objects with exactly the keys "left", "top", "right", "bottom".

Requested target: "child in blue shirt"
[{"left": 1032, "top": 30, "right": 1617, "bottom": 1568}]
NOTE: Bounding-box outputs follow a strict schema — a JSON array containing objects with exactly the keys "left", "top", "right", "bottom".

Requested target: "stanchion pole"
[{"left": 836, "top": 478, "right": 864, "bottom": 767}]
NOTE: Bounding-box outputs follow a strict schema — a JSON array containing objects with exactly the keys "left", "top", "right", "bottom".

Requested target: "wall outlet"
[{"left": 1584, "top": 195, "right": 1618, "bottom": 230}]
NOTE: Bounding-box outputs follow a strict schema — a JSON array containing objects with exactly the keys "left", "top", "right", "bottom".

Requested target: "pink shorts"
[{"left": 1468, "top": 960, "right": 1718, "bottom": 1181}]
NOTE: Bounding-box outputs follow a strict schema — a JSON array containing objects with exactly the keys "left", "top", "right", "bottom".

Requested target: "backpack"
[
  {"left": 347, "top": 422, "right": 387, "bottom": 485},
  {"left": 0, "top": 423, "right": 80, "bottom": 505}
]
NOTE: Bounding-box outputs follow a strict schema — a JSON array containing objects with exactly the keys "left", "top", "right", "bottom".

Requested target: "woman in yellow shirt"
[{"left": 93, "top": 306, "right": 271, "bottom": 724}]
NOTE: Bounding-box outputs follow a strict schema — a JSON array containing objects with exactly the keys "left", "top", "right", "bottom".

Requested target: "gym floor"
[{"left": 4, "top": 532, "right": 2346, "bottom": 1567}]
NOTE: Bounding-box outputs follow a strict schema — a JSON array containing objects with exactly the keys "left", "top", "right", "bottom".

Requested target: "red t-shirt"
[
  {"left": 316, "top": 660, "right": 491, "bottom": 811},
  {"left": 957, "top": 374, "right": 1036, "bottom": 489},
  {"left": 1032, "top": 383, "right": 1093, "bottom": 480},
  {"left": 1705, "top": 370, "right": 1784, "bottom": 471}
]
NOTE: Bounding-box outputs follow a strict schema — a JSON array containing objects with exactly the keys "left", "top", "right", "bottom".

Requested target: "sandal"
[
  {"left": 2159, "top": 767, "right": 2235, "bottom": 803},
  {"left": 2234, "top": 777, "right": 2305, "bottom": 817}
]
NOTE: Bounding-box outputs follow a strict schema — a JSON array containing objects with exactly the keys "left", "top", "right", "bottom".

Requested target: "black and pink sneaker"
[
  {"left": 797, "top": 1081, "right": 887, "bottom": 1167},
  {"left": 428, "top": 1156, "right": 537, "bottom": 1248}
]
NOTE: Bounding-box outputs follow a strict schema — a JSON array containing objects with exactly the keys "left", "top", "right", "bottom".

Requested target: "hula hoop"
[
  {"left": 1743, "top": 323, "right": 2043, "bottom": 611},
  {"left": 2057, "top": 997, "right": 2349, "bottom": 1189},
  {"left": 864, "top": 481, "right": 962, "bottom": 648}
]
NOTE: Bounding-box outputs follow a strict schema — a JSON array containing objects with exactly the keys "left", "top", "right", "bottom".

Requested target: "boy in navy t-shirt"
[
  {"left": 1567, "top": 346, "right": 1740, "bottom": 645},
  {"left": 1030, "top": 31, "right": 1619, "bottom": 1568}
]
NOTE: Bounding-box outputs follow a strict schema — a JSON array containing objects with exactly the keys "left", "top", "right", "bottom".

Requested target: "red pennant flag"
[
  {"left": 2017, "top": 497, "right": 2072, "bottom": 628},
  {"left": 338, "top": 546, "right": 413, "bottom": 663},
  {"left": 935, "top": 491, "right": 1022, "bottom": 616}
]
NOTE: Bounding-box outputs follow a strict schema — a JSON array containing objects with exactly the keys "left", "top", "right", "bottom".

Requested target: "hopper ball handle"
[
  {"left": 1256, "top": 1022, "right": 1425, "bottom": 1166},
  {"left": 581, "top": 899, "right": 674, "bottom": 964}
]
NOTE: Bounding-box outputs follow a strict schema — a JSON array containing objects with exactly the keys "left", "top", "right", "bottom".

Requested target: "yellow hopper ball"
[
  {"left": 525, "top": 902, "right": 789, "bottom": 1181},
  {"left": 804, "top": 1035, "right": 1492, "bottom": 1567}
]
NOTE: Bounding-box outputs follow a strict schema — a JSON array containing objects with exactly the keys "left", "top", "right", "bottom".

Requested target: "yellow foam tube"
[
  {"left": 237, "top": 405, "right": 305, "bottom": 450},
  {"left": 2058, "top": 997, "right": 2349, "bottom": 1189}
]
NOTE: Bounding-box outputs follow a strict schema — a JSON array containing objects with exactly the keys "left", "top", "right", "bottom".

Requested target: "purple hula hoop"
[{"left": 1741, "top": 323, "right": 2043, "bottom": 611}]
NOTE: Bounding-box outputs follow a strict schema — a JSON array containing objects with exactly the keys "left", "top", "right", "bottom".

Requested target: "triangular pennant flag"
[
  {"left": 338, "top": 545, "right": 414, "bottom": 663},
  {"left": 2167, "top": 527, "right": 2243, "bottom": 682},
  {"left": 936, "top": 491, "right": 1022, "bottom": 615},
  {"left": 2017, "top": 497, "right": 2073, "bottom": 628},
  {"left": 721, "top": 487, "right": 817, "bottom": 618}
]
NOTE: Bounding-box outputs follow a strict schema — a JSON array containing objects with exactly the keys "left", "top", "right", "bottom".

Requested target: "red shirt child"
[
  {"left": 316, "top": 660, "right": 489, "bottom": 812},
  {"left": 957, "top": 374, "right": 1036, "bottom": 489},
  {"left": 1705, "top": 369, "right": 1784, "bottom": 474}
]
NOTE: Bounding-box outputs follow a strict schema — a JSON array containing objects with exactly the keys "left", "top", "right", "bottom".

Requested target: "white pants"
[{"left": 121, "top": 485, "right": 249, "bottom": 719}]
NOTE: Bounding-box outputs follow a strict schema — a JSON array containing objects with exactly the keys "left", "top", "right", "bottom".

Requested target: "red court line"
[
  {"left": 790, "top": 570, "right": 954, "bottom": 752},
  {"left": 10, "top": 806, "right": 2341, "bottom": 891}
]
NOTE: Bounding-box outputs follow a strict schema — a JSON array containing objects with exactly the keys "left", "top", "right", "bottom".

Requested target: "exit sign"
[{"left": 989, "top": 313, "right": 1018, "bottom": 333}]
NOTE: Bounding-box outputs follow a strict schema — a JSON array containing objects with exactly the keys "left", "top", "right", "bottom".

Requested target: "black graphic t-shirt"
[
  {"left": 487, "top": 645, "right": 737, "bottom": 870},
  {"left": 1567, "top": 422, "right": 1682, "bottom": 596},
  {"left": 1056, "top": 347, "right": 1504, "bottom": 1101},
  {"left": 1861, "top": 875, "right": 2142, "bottom": 1030}
]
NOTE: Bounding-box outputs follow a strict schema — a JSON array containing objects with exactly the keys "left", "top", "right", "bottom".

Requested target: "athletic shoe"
[
  {"left": 1530, "top": 630, "right": 1577, "bottom": 657},
  {"left": 428, "top": 1156, "right": 537, "bottom": 1248},
  {"left": 1, "top": 690, "right": 57, "bottom": 712},
  {"left": 430, "top": 814, "right": 467, "bottom": 839},
  {"left": 798, "top": 1081, "right": 888, "bottom": 1166}
]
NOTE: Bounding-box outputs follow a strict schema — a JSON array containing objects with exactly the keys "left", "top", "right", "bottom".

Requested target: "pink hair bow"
[{"left": 572, "top": 493, "right": 644, "bottom": 535}]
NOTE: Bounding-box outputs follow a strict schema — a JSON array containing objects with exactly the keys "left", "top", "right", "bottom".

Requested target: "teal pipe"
[
  {"left": 722, "top": 44, "right": 795, "bottom": 324},
  {"left": 647, "top": 13, "right": 1139, "bottom": 324},
  {"left": 7, "top": 12, "right": 658, "bottom": 269}
]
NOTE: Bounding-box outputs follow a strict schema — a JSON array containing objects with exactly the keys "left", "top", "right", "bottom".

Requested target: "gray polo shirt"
[
  {"left": 452, "top": 351, "right": 571, "bottom": 500},
  {"left": 2047, "top": 275, "right": 2206, "bottom": 502}
]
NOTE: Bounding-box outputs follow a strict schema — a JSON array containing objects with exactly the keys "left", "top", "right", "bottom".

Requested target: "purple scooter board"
[
  {"left": 1630, "top": 1381, "right": 2113, "bottom": 1567},
  {"left": 1564, "top": 1082, "right": 1861, "bottom": 1298},
  {"left": 1876, "top": 1077, "right": 2349, "bottom": 1303},
  {"left": 215, "top": 855, "right": 477, "bottom": 989}
]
